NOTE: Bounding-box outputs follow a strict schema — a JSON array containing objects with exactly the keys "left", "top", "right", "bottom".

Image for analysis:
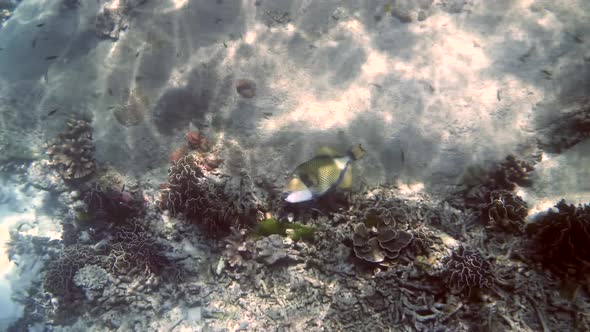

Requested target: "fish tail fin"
[{"left": 348, "top": 144, "right": 366, "bottom": 161}]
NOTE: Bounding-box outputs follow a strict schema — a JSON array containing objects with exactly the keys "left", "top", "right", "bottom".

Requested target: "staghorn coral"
[
  {"left": 46, "top": 119, "right": 96, "bottom": 181},
  {"left": 159, "top": 152, "right": 256, "bottom": 236},
  {"left": 441, "top": 245, "right": 495, "bottom": 294},
  {"left": 479, "top": 189, "right": 528, "bottom": 233},
  {"left": 526, "top": 199, "right": 590, "bottom": 277}
]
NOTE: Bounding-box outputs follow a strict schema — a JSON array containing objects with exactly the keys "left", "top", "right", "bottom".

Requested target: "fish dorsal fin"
[{"left": 314, "top": 146, "right": 341, "bottom": 157}]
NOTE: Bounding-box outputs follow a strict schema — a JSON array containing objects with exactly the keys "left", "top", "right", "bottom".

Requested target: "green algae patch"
[{"left": 255, "top": 218, "right": 316, "bottom": 242}]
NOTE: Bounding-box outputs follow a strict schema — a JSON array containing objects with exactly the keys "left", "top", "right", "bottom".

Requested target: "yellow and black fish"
[{"left": 282, "top": 144, "right": 366, "bottom": 203}]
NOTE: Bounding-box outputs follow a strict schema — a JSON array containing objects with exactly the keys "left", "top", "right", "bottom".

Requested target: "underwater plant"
[
  {"left": 526, "top": 199, "right": 590, "bottom": 277},
  {"left": 45, "top": 119, "right": 96, "bottom": 181}
]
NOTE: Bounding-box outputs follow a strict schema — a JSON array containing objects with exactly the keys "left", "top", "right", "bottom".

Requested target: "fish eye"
[{"left": 280, "top": 192, "right": 290, "bottom": 200}]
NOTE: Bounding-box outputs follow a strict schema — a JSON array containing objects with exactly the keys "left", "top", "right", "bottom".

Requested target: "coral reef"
[
  {"left": 462, "top": 155, "right": 535, "bottom": 203},
  {"left": 159, "top": 152, "right": 258, "bottom": 236},
  {"left": 43, "top": 244, "right": 104, "bottom": 300},
  {"left": 45, "top": 119, "right": 96, "bottom": 181},
  {"left": 106, "top": 219, "right": 175, "bottom": 277},
  {"left": 83, "top": 182, "right": 144, "bottom": 222},
  {"left": 352, "top": 223, "right": 414, "bottom": 265},
  {"left": 73, "top": 265, "right": 112, "bottom": 300},
  {"left": 526, "top": 199, "right": 590, "bottom": 277},
  {"left": 441, "top": 245, "right": 495, "bottom": 294},
  {"left": 186, "top": 130, "right": 210, "bottom": 151},
  {"left": 479, "top": 189, "right": 528, "bottom": 233}
]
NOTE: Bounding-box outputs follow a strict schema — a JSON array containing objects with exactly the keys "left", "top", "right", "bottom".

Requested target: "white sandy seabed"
[{"left": 0, "top": 0, "right": 589, "bottom": 328}]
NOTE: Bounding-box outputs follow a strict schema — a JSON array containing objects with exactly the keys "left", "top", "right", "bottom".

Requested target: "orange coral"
[
  {"left": 186, "top": 131, "right": 210, "bottom": 152},
  {"left": 169, "top": 145, "right": 189, "bottom": 162}
]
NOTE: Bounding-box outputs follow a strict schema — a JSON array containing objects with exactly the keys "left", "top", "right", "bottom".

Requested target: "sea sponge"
[
  {"left": 46, "top": 119, "right": 96, "bottom": 181},
  {"left": 526, "top": 199, "right": 590, "bottom": 277},
  {"left": 441, "top": 245, "right": 495, "bottom": 293}
]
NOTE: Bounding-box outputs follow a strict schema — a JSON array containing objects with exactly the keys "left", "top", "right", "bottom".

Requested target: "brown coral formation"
[
  {"left": 441, "top": 245, "right": 495, "bottom": 293},
  {"left": 46, "top": 119, "right": 96, "bottom": 181},
  {"left": 351, "top": 218, "right": 434, "bottom": 268},
  {"left": 158, "top": 152, "right": 254, "bottom": 236},
  {"left": 526, "top": 199, "right": 590, "bottom": 277},
  {"left": 480, "top": 189, "right": 528, "bottom": 233}
]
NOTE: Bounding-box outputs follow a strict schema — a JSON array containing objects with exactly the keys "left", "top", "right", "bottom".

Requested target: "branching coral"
[
  {"left": 526, "top": 199, "right": 590, "bottom": 277},
  {"left": 441, "top": 246, "right": 495, "bottom": 293},
  {"left": 46, "top": 119, "right": 96, "bottom": 181},
  {"left": 159, "top": 152, "right": 257, "bottom": 236}
]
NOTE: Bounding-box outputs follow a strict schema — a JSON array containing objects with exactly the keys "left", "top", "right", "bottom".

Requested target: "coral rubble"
[{"left": 45, "top": 119, "right": 96, "bottom": 181}]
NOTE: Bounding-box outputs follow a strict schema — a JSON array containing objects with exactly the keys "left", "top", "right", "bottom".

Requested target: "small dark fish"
[
  {"left": 36, "top": 23, "right": 45, "bottom": 27},
  {"left": 45, "top": 55, "right": 58, "bottom": 60},
  {"left": 401, "top": 149, "right": 405, "bottom": 164},
  {"left": 135, "top": 51, "right": 140, "bottom": 57},
  {"left": 496, "top": 90, "right": 501, "bottom": 101},
  {"left": 46, "top": 108, "right": 58, "bottom": 116},
  {"left": 262, "top": 112, "right": 273, "bottom": 118},
  {"left": 32, "top": 38, "right": 37, "bottom": 48},
  {"left": 108, "top": 88, "right": 113, "bottom": 96}
]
